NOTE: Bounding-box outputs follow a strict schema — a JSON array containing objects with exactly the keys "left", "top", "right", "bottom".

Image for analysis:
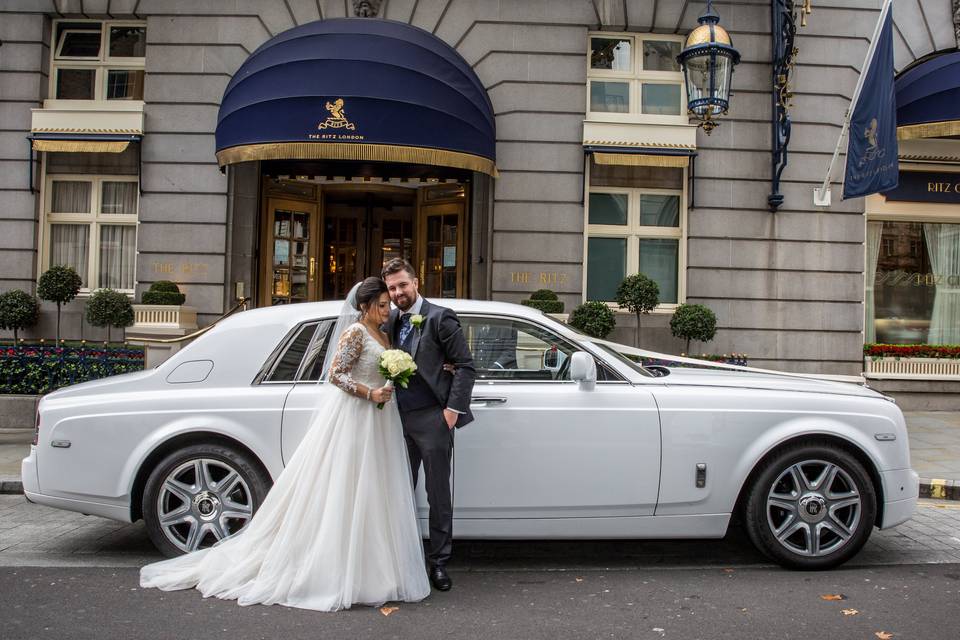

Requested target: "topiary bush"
[
  {"left": 670, "top": 303, "right": 717, "bottom": 354},
  {"left": 568, "top": 301, "right": 615, "bottom": 338},
  {"left": 521, "top": 288, "right": 564, "bottom": 314},
  {"left": 37, "top": 265, "right": 83, "bottom": 343},
  {"left": 86, "top": 288, "right": 135, "bottom": 343},
  {"left": 141, "top": 280, "right": 186, "bottom": 306},
  {"left": 0, "top": 289, "right": 40, "bottom": 342},
  {"left": 615, "top": 273, "right": 659, "bottom": 346}
]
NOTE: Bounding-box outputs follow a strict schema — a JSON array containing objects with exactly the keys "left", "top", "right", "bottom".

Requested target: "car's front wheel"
[
  {"left": 744, "top": 443, "right": 877, "bottom": 570},
  {"left": 142, "top": 443, "right": 272, "bottom": 557}
]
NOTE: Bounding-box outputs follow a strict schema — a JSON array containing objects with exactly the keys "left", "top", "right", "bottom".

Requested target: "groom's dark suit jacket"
[{"left": 386, "top": 298, "right": 476, "bottom": 428}]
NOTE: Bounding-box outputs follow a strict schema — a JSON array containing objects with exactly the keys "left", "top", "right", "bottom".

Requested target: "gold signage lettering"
[
  {"left": 538, "top": 272, "right": 569, "bottom": 286},
  {"left": 181, "top": 263, "right": 209, "bottom": 275},
  {"left": 511, "top": 271, "right": 530, "bottom": 284},
  {"left": 152, "top": 262, "right": 174, "bottom": 274}
]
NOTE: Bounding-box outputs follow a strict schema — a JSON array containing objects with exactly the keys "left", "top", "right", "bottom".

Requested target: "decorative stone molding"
[
  {"left": 865, "top": 356, "right": 960, "bottom": 380},
  {"left": 955, "top": 0, "right": 960, "bottom": 46},
  {"left": 353, "top": 0, "right": 382, "bottom": 17}
]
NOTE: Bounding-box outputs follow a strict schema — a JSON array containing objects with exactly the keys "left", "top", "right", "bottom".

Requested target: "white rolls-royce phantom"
[{"left": 22, "top": 300, "right": 918, "bottom": 569}]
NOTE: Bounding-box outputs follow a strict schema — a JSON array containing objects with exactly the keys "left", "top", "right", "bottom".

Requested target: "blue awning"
[
  {"left": 896, "top": 51, "right": 960, "bottom": 140},
  {"left": 215, "top": 18, "right": 497, "bottom": 176}
]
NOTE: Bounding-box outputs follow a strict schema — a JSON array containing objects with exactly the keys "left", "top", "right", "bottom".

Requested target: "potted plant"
[
  {"left": 615, "top": 274, "right": 659, "bottom": 346},
  {"left": 37, "top": 265, "right": 83, "bottom": 344},
  {"left": 0, "top": 289, "right": 39, "bottom": 342},
  {"left": 86, "top": 288, "right": 135, "bottom": 343},
  {"left": 521, "top": 289, "right": 564, "bottom": 315},
  {"left": 670, "top": 303, "right": 718, "bottom": 355},
  {"left": 568, "top": 301, "right": 616, "bottom": 339},
  {"left": 141, "top": 280, "right": 186, "bottom": 306}
]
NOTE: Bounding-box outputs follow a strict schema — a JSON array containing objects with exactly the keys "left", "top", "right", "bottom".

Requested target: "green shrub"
[
  {"left": 529, "top": 289, "right": 559, "bottom": 301},
  {"left": 522, "top": 288, "right": 564, "bottom": 313},
  {"left": 568, "top": 301, "right": 615, "bottom": 338},
  {"left": 670, "top": 303, "right": 717, "bottom": 354},
  {"left": 615, "top": 274, "right": 659, "bottom": 346},
  {"left": 86, "top": 289, "right": 134, "bottom": 342},
  {"left": 37, "top": 265, "right": 83, "bottom": 343},
  {"left": 141, "top": 280, "right": 186, "bottom": 306},
  {"left": 0, "top": 290, "right": 40, "bottom": 341},
  {"left": 0, "top": 344, "right": 144, "bottom": 394}
]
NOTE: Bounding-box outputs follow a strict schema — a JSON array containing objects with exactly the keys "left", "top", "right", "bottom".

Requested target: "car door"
[{"left": 453, "top": 315, "right": 661, "bottom": 528}]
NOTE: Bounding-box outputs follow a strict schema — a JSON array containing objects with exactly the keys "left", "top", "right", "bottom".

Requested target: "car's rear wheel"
[
  {"left": 142, "top": 443, "right": 272, "bottom": 557},
  {"left": 744, "top": 443, "right": 877, "bottom": 570}
]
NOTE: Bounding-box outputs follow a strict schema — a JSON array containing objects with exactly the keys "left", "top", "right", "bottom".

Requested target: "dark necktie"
[{"left": 399, "top": 313, "right": 413, "bottom": 348}]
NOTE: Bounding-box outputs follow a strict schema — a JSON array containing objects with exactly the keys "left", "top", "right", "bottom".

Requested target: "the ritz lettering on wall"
[
  {"left": 927, "top": 182, "right": 960, "bottom": 193},
  {"left": 511, "top": 271, "right": 569, "bottom": 286},
  {"left": 152, "top": 262, "right": 209, "bottom": 275}
]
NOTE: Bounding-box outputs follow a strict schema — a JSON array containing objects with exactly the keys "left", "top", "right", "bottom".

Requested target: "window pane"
[
  {"left": 590, "top": 160, "right": 684, "bottom": 189},
  {"left": 99, "top": 225, "right": 136, "bottom": 289},
  {"left": 101, "top": 181, "right": 138, "bottom": 214},
  {"left": 874, "top": 221, "right": 960, "bottom": 345},
  {"left": 642, "top": 40, "right": 681, "bottom": 71},
  {"left": 50, "top": 224, "right": 90, "bottom": 287},
  {"left": 268, "top": 323, "right": 318, "bottom": 382},
  {"left": 639, "top": 195, "right": 680, "bottom": 227},
  {"left": 55, "top": 68, "right": 95, "bottom": 99},
  {"left": 51, "top": 181, "right": 92, "bottom": 213},
  {"left": 106, "top": 69, "right": 144, "bottom": 100},
  {"left": 590, "top": 37, "right": 632, "bottom": 71},
  {"left": 590, "top": 81, "right": 630, "bottom": 113},
  {"left": 109, "top": 26, "right": 146, "bottom": 57},
  {"left": 639, "top": 239, "right": 678, "bottom": 304},
  {"left": 301, "top": 320, "right": 336, "bottom": 381},
  {"left": 588, "top": 193, "right": 628, "bottom": 225},
  {"left": 462, "top": 317, "right": 577, "bottom": 381},
  {"left": 641, "top": 83, "right": 682, "bottom": 115},
  {"left": 58, "top": 29, "right": 101, "bottom": 57},
  {"left": 587, "top": 237, "right": 626, "bottom": 302}
]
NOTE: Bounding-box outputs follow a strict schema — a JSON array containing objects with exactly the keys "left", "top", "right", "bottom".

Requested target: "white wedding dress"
[{"left": 140, "top": 323, "right": 431, "bottom": 611}]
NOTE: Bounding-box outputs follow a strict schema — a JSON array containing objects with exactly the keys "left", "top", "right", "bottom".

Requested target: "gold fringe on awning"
[
  {"left": 216, "top": 141, "right": 499, "bottom": 177},
  {"left": 31, "top": 140, "right": 130, "bottom": 153},
  {"left": 592, "top": 151, "right": 690, "bottom": 168},
  {"left": 897, "top": 120, "right": 960, "bottom": 141}
]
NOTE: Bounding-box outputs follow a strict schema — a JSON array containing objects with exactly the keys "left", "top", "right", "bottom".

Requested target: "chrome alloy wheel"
[
  {"left": 766, "top": 459, "right": 862, "bottom": 557},
  {"left": 156, "top": 458, "right": 253, "bottom": 553}
]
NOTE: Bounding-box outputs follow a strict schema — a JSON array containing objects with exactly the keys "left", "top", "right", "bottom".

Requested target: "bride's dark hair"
[{"left": 353, "top": 277, "right": 388, "bottom": 312}]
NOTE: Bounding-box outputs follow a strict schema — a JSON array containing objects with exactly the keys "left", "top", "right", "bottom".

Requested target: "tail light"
[{"left": 33, "top": 405, "right": 40, "bottom": 446}]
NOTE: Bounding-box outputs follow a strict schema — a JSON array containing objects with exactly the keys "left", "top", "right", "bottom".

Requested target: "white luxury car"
[{"left": 22, "top": 300, "right": 918, "bottom": 569}]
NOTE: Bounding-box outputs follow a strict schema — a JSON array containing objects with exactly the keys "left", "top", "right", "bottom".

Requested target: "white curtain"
[
  {"left": 101, "top": 181, "right": 138, "bottom": 214},
  {"left": 865, "top": 221, "right": 883, "bottom": 344},
  {"left": 50, "top": 224, "right": 89, "bottom": 286},
  {"left": 99, "top": 225, "right": 136, "bottom": 290},
  {"left": 51, "top": 181, "right": 91, "bottom": 213},
  {"left": 924, "top": 223, "right": 960, "bottom": 344}
]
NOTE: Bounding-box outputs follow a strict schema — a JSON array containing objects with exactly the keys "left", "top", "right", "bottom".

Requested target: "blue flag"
[{"left": 843, "top": 1, "right": 898, "bottom": 200}]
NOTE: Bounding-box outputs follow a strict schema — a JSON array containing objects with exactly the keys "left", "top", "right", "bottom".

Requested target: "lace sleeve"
[{"left": 328, "top": 325, "right": 364, "bottom": 394}]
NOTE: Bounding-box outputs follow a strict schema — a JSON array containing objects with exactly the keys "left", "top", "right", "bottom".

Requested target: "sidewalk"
[{"left": 2, "top": 414, "right": 958, "bottom": 498}]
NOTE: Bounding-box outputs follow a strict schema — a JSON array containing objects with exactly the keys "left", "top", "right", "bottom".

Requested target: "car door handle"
[{"left": 470, "top": 396, "right": 507, "bottom": 405}]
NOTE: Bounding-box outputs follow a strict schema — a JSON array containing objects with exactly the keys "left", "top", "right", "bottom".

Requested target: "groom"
[{"left": 382, "top": 258, "right": 475, "bottom": 592}]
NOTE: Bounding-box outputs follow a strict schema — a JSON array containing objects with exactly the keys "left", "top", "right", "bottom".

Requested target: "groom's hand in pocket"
[{"left": 442, "top": 408, "right": 458, "bottom": 430}]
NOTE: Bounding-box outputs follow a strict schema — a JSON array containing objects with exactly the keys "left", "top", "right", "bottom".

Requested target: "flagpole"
[{"left": 813, "top": 0, "right": 893, "bottom": 207}]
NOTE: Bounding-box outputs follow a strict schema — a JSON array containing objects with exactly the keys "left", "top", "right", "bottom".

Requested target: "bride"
[{"left": 140, "top": 277, "right": 431, "bottom": 611}]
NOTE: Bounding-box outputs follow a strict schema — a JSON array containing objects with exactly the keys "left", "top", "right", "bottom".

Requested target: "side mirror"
[{"left": 569, "top": 351, "right": 597, "bottom": 391}]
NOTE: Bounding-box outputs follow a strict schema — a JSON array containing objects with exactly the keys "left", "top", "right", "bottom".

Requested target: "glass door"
[
  {"left": 417, "top": 186, "right": 467, "bottom": 298},
  {"left": 261, "top": 198, "right": 319, "bottom": 305}
]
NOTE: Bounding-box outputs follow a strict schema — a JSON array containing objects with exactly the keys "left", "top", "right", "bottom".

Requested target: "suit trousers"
[{"left": 401, "top": 404, "right": 454, "bottom": 568}]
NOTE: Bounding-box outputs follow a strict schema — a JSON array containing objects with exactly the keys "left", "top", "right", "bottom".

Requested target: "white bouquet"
[{"left": 377, "top": 349, "right": 418, "bottom": 409}]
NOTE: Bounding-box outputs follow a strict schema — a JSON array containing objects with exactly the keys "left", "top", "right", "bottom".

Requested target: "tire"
[
  {"left": 142, "top": 443, "right": 272, "bottom": 558},
  {"left": 744, "top": 442, "right": 877, "bottom": 570}
]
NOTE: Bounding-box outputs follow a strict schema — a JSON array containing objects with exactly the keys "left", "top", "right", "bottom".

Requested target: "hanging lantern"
[{"left": 677, "top": 0, "right": 741, "bottom": 134}]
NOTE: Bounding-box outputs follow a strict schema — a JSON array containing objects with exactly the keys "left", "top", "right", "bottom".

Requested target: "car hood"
[{"left": 658, "top": 367, "right": 885, "bottom": 399}]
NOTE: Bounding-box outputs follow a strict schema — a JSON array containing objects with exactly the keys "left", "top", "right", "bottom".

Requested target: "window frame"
[
  {"left": 582, "top": 161, "right": 688, "bottom": 310},
  {"left": 50, "top": 19, "right": 146, "bottom": 102},
  {"left": 257, "top": 318, "right": 339, "bottom": 385},
  {"left": 586, "top": 31, "right": 687, "bottom": 123},
  {"left": 40, "top": 173, "right": 140, "bottom": 294}
]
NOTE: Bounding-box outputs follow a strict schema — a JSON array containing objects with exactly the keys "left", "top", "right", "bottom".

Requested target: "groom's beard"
[{"left": 393, "top": 293, "right": 415, "bottom": 311}]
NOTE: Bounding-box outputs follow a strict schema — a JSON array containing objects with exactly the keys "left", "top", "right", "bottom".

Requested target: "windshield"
[{"left": 590, "top": 342, "right": 655, "bottom": 377}]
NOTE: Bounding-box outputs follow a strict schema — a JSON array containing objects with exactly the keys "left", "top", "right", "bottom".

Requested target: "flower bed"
[
  {"left": 0, "top": 343, "right": 144, "bottom": 394},
  {"left": 864, "top": 344, "right": 960, "bottom": 359}
]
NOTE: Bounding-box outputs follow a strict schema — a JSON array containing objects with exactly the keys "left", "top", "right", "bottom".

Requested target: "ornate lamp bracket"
[{"left": 769, "top": 0, "right": 812, "bottom": 211}]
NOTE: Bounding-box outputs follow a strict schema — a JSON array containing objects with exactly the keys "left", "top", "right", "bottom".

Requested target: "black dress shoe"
[{"left": 429, "top": 566, "right": 452, "bottom": 591}]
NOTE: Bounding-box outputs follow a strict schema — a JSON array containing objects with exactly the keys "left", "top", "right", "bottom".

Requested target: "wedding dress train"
[{"left": 140, "top": 323, "right": 431, "bottom": 611}]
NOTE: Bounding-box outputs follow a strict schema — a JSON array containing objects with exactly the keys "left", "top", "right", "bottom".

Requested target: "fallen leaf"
[
  {"left": 875, "top": 633, "right": 893, "bottom": 640},
  {"left": 820, "top": 594, "right": 847, "bottom": 601},
  {"left": 379, "top": 606, "right": 399, "bottom": 617},
  {"left": 575, "top": 577, "right": 584, "bottom": 583},
  {"left": 841, "top": 609, "right": 859, "bottom": 616}
]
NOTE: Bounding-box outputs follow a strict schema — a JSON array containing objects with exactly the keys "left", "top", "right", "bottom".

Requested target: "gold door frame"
[
  {"left": 416, "top": 183, "right": 469, "bottom": 298},
  {"left": 259, "top": 196, "right": 320, "bottom": 305}
]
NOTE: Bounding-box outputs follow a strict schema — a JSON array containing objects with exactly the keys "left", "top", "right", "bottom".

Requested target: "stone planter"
[
  {"left": 126, "top": 304, "right": 198, "bottom": 369},
  {"left": 864, "top": 356, "right": 960, "bottom": 380}
]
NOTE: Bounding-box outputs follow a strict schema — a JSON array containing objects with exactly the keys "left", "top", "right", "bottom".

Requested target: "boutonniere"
[{"left": 410, "top": 314, "right": 424, "bottom": 332}]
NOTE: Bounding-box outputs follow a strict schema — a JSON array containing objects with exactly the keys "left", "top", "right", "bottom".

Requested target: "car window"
[
  {"left": 264, "top": 319, "right": 336, "bottom": 383},
  {"left": 461, "top": 316, "right": 583, "bottom": 381}
]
